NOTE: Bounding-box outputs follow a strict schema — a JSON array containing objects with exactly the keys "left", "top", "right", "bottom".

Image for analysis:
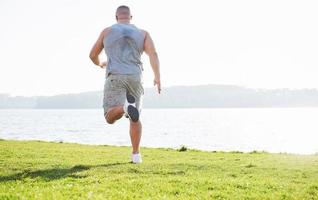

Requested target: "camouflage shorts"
[{"left": 103, "top": 73, "right": 144, "bottom": 117}]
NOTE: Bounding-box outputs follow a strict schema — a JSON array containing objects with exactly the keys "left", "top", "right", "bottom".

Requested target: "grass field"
[{"left": 0, "top": 139, "right": 317, "bottom": 199}]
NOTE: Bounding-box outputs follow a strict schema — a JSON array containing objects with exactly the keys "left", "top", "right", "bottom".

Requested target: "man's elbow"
[
  {"left": 148, "top": 51, "right": 158, "bottom": 58},
  {"left": 89, "top": 52, "right": 97, "bottom": 61},
  {"left": 151, "top": 52, "right": 159, "bottom": 61}
]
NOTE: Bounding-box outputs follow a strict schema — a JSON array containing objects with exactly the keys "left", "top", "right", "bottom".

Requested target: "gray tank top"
[{"left": 103, "top": 23, "right": 145, "bottom": 77}]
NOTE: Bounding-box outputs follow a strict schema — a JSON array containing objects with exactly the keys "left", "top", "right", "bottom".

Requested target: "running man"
[{"left": 89, "top": 5, "right": 161, "bottom": 164}]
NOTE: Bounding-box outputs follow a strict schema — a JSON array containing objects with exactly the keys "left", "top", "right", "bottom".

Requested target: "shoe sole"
[
  {"left": 127, "top": 105, "right": 139, "bottom": 122},
  {"left": 126, "top": 94, "right": 136, "bottom": 104},
  {"left": 126, "top": 94, "right": 138, "bottom": 121}
]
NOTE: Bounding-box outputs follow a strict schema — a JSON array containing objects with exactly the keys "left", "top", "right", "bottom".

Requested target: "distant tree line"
[{"left": 1, "top": 85, "right": 318, "bottom": 109}]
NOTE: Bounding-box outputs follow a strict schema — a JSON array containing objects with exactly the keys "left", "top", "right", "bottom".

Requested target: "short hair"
[{"left": 116, "top": 5, "right": 130, "bottom": 14}]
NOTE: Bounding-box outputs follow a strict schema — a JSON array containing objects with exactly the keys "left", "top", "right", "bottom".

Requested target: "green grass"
[{"left": 0, "top": 139, "right": 318, "bottom": 200}]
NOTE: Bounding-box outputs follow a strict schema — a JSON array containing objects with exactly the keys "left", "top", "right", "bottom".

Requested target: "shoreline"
[{"left": 1, "top": 138, "right": 317, "bottom": 156}]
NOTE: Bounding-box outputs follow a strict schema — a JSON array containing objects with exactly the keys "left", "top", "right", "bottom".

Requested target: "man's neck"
[{"left": 117, "top": 20, "right": 130, "bottom": 24}]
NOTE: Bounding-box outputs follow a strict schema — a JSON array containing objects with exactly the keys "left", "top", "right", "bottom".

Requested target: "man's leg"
[
  {"left": 105, "top": 105, "right": 125, "bottom": 124},
  {"left": 125, "top": 74, "right": 144, "bottom": 155},
  {"left": 103, "top": 74, "right": 127, "bottom": 124},
  {"left": 129, "top": 120, "right": 142, "bottom": 154}
]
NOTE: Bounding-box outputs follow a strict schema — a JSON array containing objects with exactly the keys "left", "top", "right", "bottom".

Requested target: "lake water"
[{"left": 0, "top": 108, "right": 317, "bottom": 155}]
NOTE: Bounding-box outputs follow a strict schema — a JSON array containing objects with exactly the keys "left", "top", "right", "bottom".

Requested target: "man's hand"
[
  {"left": 98, "top": 61, "right": 107, "bottom": 69},
  {"left": 154, "top": 76, "right": 161, "bottom": 94}
]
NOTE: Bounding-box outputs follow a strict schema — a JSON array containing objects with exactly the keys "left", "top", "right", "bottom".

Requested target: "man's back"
[{"left": 103, "top": 23, "right": 146, "bottom": 77}]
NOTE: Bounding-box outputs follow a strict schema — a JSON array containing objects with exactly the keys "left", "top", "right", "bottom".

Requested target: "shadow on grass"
[{"left": 0, "top": 162, "right": 130, "bottom": 182}]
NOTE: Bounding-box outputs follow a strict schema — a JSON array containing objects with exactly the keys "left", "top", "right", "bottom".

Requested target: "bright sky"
[{"left": 1, "top": 0, "right": 318, "bottom": 96}]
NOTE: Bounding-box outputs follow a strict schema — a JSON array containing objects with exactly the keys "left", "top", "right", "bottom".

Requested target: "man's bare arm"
[
  {"left": 89, "top": 28, "right": 110, "bottom": 68},
  {"left": 144, "top": 31, "right": 161, "bottom": 94}
]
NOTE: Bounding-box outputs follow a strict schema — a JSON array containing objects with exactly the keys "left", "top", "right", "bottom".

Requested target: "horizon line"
[{"left": 2, "top": 83, "right": 318, "bottom": 97}]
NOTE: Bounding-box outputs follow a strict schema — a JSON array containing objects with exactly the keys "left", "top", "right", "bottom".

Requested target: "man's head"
[{"left": 116, "top": 5, "right": 132, "bottom": 22}]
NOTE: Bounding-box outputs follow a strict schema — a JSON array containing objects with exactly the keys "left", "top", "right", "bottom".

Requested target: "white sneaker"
[{"left": 131, "top": 153, "right": 142, "bottom": 164}]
